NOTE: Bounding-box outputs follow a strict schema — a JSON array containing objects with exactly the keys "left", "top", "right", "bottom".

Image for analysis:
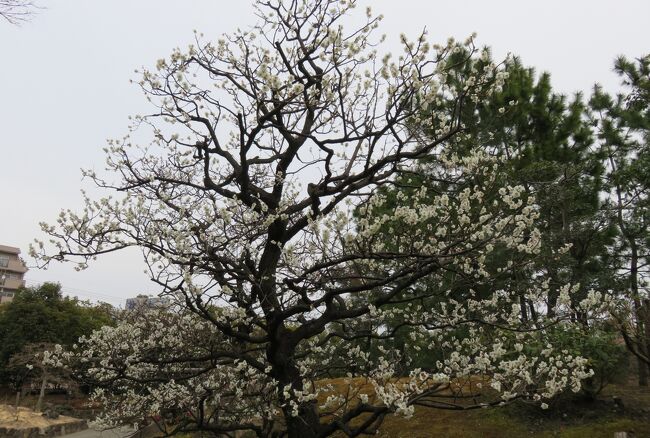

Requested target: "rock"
[
  {"left": 613, "top": 396, "right": 624, "bottom": 410},
  {"left": 41, "top": 408, "right": 60, "bottom": 419}
]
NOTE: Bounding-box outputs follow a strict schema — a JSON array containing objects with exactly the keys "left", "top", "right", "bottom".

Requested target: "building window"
[{"left": 0, "top": 256, "right": 8, "bottom": 268}]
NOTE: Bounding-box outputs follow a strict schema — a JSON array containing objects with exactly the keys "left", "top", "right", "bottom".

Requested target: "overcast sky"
[{"left": 1, "top": 0, "right": 648, "bottom": 306}]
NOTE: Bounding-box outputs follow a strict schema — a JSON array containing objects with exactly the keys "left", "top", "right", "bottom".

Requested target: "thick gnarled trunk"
[{"left": 269, "top": 333, "right": 321, "bottom": 438}]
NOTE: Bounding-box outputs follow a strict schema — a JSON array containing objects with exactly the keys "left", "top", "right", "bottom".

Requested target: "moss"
[
  {"left": 369, "top": 409, "right": 650, "bottom": 438},
  {"left": 370, "top": 407, "right": 526, "bottom": 438},
  {"left": 345, "top": 383, "right": 650, "bottom": 437},
  {"left": 539, "top": 419, "right": 648, "bottom": 438}
]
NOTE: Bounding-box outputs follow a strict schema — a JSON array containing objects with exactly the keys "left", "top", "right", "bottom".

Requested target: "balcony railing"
[{"left": 0, "top": 277, "right": 26, "bottom": 290}]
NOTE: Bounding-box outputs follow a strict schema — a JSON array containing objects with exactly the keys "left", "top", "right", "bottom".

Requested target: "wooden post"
[
  {"left": 35, "top": 372, "right": 48, "bottom": 412},
  {"left": 14, "top": 390, "right": 20, "bottom": 421}
]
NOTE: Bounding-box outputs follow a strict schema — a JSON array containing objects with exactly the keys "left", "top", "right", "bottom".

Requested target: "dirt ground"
[
  {"left": 0, "top": 404, "right": 83, "bottom": 429},
  {"left": 3, "top": 381, "right": 650, "bottom": 437}
]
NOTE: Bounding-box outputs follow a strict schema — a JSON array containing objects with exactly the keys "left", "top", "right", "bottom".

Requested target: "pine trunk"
[
  {"left": 630, "top": 245, "right": 648, "bottom": 386},
  {"left": 644, "top": 298, "right": 650, "bottom": 380}
]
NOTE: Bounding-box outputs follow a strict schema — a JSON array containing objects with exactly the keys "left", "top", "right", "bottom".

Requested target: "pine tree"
[
  {"left": 591, "top": 54, "right": 650, "bottom": 386},
  {"left": 374, "top": 51, "right": 616, "bottom": 325}
]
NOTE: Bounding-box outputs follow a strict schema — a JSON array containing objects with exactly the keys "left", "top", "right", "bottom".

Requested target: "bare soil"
[{"left": 0, "top": 404, "right": 82, "bottom": 429}]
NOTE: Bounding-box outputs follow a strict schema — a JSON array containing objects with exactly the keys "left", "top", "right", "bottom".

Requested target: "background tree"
[
  {"left": 0, "top": 282, "right": 114, "bottom": 386},
  {"left": 6, "top": 342, "right": 76, "bottom": 412},
  {"left": 362, "top": 51, "right": 623, "bottom": 395},
  {"left": 590, "top": 54, "right": 650, "bottom": 385},
  {"left": 425, "top": 52, "right": 614, "bottom": 319},
  {"left": 36, "top": 1, "right": 595, "bottom": 436}
]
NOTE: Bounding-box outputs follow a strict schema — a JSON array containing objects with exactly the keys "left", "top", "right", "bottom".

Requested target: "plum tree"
[{"left": 35, "top": 1, "right": 596, "bottom": 436}]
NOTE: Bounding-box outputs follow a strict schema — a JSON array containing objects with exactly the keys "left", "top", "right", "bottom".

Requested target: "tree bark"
[
  {"left": 35, "top": 372, "right": 47, "bottom": 412},
  {"left": 277, "top": 356, "right": 321, "bottom": 437},
  {"left": 14, "top": 391, "right": 20, "bottom": 421},
  {"left": 644, "top": 298, "right": 650, "bottom": 381},
  {"left": 610, "top": 163, "right": 649, "bottom": 387},
  {"left": 285, "top": 402, "right": 320, "bottom": 438},
  {"left": 630, "top": 245, "right": 648, "bottom": 386},
  {"left": 269, "top": 324, "right": 321, "bottom": 438}
]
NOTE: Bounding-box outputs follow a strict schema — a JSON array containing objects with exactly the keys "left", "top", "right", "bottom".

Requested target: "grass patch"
[{"left": 328, "top": 381, "right": 650, "bottom": 437}]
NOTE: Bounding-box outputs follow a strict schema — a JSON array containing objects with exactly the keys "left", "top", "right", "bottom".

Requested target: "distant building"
[
  {"left": 0, "top": 245, "right": 28, "bottom": 304},
  {"left": 125, "top": 294, "right": 171, "bottom": 310}
]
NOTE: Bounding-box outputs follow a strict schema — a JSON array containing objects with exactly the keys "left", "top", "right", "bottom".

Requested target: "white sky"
[{"left": 1, "top": 0, "right": 648, "bottom": 306}]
